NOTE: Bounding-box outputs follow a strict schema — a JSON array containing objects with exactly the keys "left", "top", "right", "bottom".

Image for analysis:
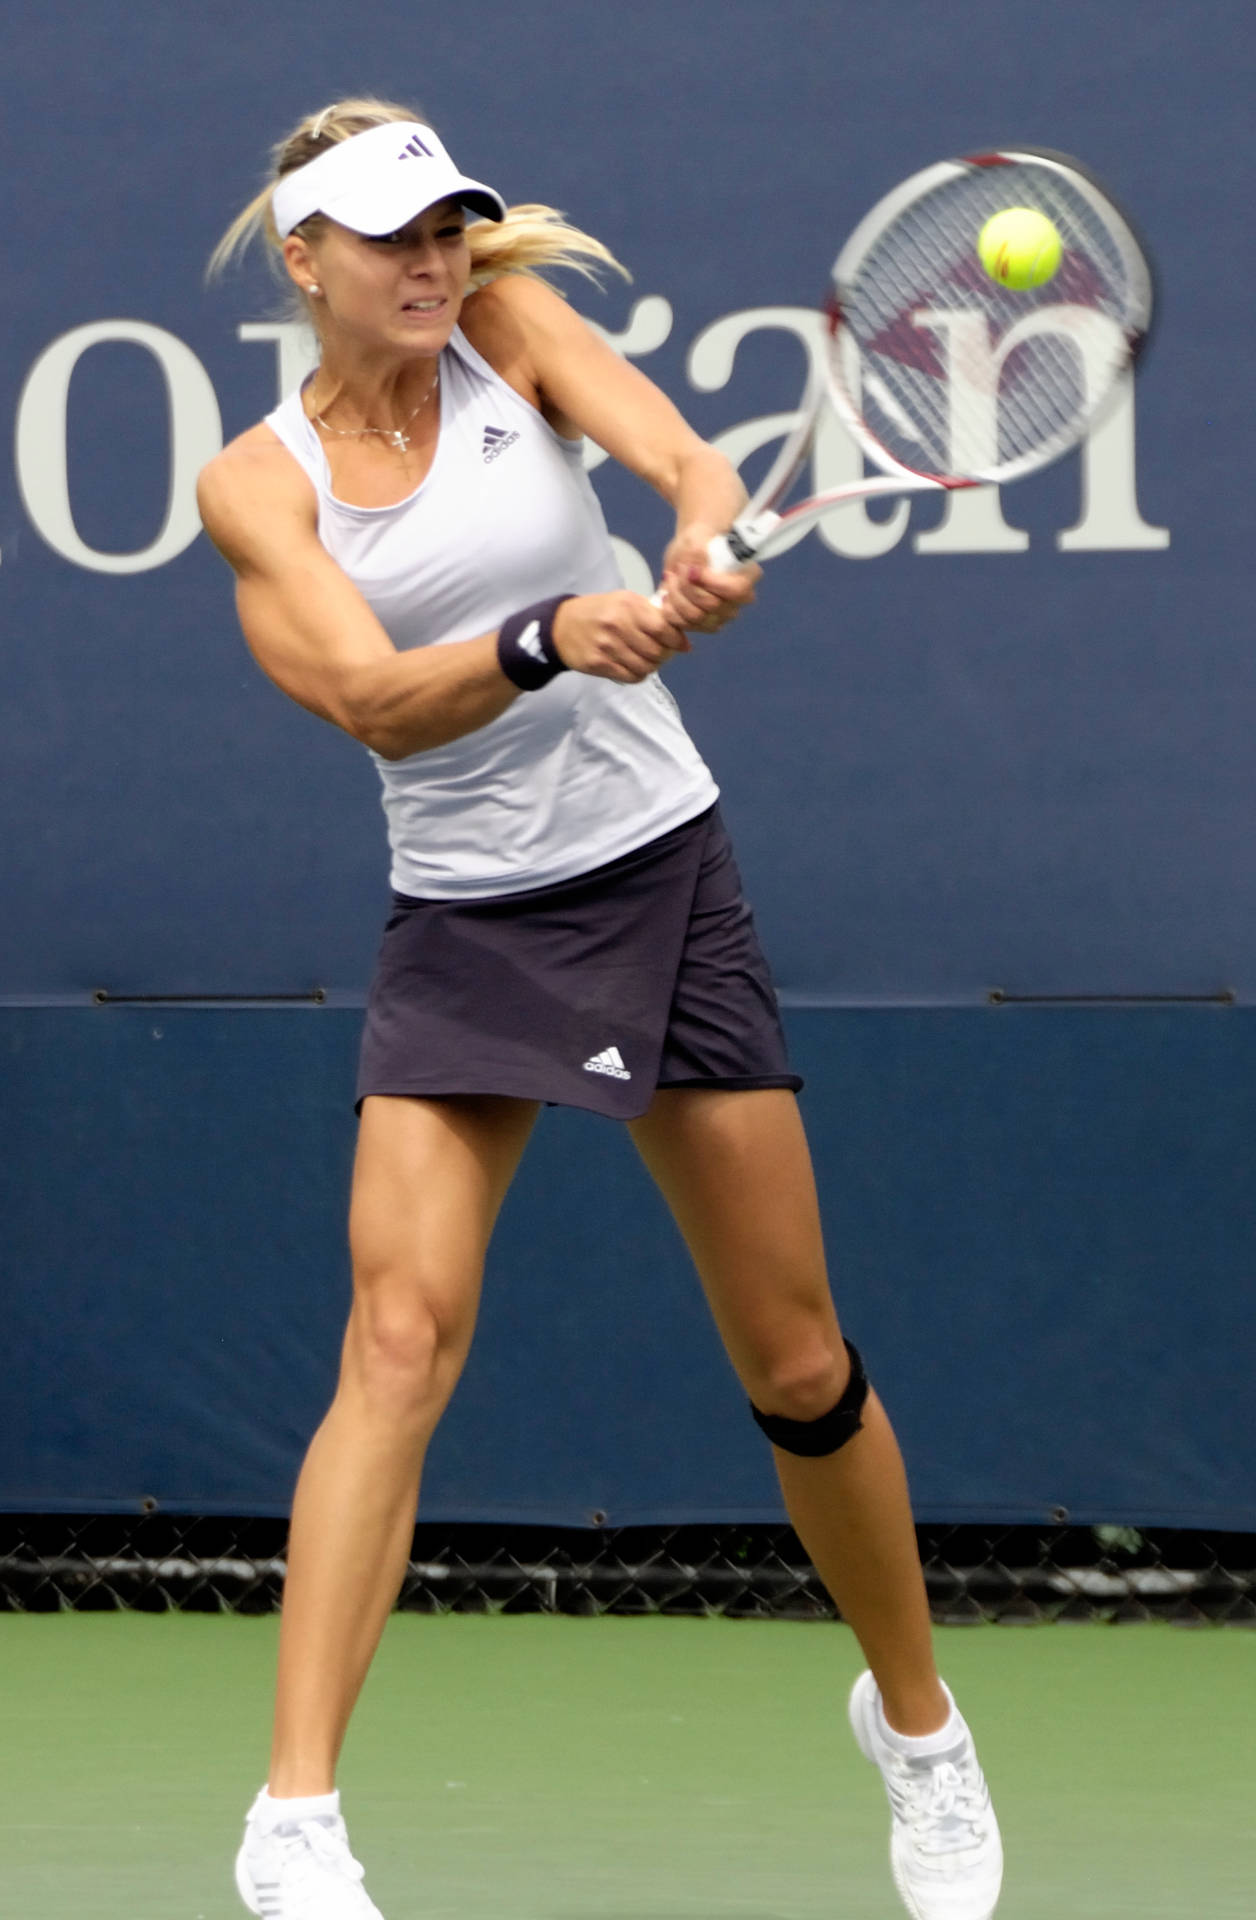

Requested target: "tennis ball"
[{"left": 978, "top": 207, "right": 1063, "bottom": 290}]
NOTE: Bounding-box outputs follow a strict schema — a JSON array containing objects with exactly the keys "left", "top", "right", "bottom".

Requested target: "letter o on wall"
[{"left": 15, "top": 321, "right": 223, "bottom": 575}]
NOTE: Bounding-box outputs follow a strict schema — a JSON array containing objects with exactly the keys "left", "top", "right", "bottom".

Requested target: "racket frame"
[{"left": 710, "top": 146, "right": 1152, "bottom": 570}]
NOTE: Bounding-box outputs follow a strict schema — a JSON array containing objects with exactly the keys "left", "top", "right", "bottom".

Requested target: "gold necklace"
[{"left": 311, "top": 364, "right": 440, "bottom": 453}]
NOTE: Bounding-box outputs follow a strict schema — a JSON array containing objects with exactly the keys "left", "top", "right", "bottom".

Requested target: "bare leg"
[
  {"left": 269, "top": 1092, "right": 539, "bottom": 1795},
  {"left": 629, "top": 1087, "right": 947, "bottom": 1736}
]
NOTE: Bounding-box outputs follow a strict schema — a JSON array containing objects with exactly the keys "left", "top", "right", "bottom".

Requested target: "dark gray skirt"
[{"left": 356, "top": 804, "right": 801, "bottom": 1120}]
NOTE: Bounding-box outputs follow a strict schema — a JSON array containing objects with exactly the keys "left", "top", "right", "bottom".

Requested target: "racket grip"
[
  {"left": 705, "top": 532, "right": 743, "bottom": 572},
  {"left": 708, "top": 513, "right": 777, "bottom": 569},
  {"left": 648, "top": 522, "right": 767, "bottom": 608}
]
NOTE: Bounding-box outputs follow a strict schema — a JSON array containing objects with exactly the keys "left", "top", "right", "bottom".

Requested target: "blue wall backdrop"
[{"left": 2, "top": 0, "right": 1253, "bottom": 1524}]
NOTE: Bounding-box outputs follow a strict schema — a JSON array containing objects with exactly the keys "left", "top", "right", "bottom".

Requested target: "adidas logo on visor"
[
  {"left": 482, "top": 423, "right": 521, "bottom": 463},
  {"left": 583, "top": 1046, "right": 631, "bottom": 1081},
  {"left": 399, "top": 134, "right": 435, "bottom": 160}
]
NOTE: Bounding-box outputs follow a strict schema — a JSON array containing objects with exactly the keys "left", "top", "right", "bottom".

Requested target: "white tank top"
[{"left": 264, "top": 326, "right": 718, "bottom": 898}]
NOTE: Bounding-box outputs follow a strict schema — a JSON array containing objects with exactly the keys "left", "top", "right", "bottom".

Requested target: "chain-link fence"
[{"left": 2, "top": 1514, "right": 1253, "bottom": 1623}]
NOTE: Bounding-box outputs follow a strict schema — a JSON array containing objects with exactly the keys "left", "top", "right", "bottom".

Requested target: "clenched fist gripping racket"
[{"left": 703, "top": 147, "right": 1152, "bottom": 572}]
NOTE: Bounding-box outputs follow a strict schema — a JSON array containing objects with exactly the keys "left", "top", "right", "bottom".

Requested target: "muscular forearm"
[
  {"left": 345, "top": 632, "right": 519, "bottom": 759},
  {"left": 342, "top": 588, "right": 691, "bottom": 756}
]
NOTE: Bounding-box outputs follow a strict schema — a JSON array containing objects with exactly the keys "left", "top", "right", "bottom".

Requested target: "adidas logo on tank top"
[
  {"left": 482, "top": 422, "right": 521, "bottom": 463},
  {"left": 583, "top": 1045, "right": 631, "bottom": 1081}
]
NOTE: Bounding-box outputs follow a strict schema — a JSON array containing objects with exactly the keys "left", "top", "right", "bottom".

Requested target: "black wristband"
[{"left": 496, "top": 595, "right": 576, "bottom": 691}]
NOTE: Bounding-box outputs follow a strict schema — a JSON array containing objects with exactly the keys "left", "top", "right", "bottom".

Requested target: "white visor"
[{"left": 272, "top": 121, "right": 505, "bottom": 240}]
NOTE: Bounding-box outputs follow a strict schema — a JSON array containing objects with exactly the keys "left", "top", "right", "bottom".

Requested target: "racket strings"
[{"left": 835, "top": 162, "right": 1143, "bottom": 480}]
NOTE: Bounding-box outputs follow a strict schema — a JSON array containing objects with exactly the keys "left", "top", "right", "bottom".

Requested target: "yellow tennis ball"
[{"left": 978, "top": 207, "right": 1063, "bottom": 290}]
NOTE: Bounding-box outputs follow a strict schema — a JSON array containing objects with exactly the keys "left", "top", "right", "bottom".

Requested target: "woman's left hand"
[{"left": 659, "top": 525, "right": 761, "bottom": 633}]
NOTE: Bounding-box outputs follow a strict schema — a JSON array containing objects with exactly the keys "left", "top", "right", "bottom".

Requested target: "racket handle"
[
  {"left": 709, "top": 512, "right": 780, "bottom": 569},
  {"left": 705, "top": 532, "right": 743, "bottom": 571},
  {"left": 648, "top": 518, "right": 776, "bottom": 608}
]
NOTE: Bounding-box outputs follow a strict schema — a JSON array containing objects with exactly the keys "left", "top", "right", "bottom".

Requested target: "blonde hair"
[{"left": 209, "top": 96, "right": 629, "bottom": 300}]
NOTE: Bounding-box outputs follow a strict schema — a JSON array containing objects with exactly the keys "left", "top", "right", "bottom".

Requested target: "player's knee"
[
  {"left": 750, "top": 1338, "right": 869, "bottom": 1457},
  {"left": 751, "top": 1339, "right": 852, "bottom": 1423},
  {"left": 347, "top": 1278, "right": 468, "bottom": 1418}
]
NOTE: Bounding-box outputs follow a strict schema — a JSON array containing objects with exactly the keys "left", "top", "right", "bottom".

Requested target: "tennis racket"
[{"left": 702, "top": 147, "right": 1152, "bottom": 571}]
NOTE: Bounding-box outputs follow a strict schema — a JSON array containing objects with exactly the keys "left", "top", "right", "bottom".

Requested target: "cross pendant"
[{"left": 387, "top": 429, "right": 410, "bottom": 452}]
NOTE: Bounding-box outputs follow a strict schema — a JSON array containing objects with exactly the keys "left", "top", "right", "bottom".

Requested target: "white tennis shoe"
[
  {"left": 235, "top": 1789, "right": 386, "bottom": 1919},
  {"left": 848, "top": 1671, "right": 1003, "bottom": 1920}
]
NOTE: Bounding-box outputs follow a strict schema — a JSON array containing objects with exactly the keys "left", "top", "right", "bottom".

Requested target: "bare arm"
[
  {"left": 461, "top": 277, "right": 760, "bottom": 628},
  {"left": 197, "top": 430, "right": 686, "bottom": 761}
]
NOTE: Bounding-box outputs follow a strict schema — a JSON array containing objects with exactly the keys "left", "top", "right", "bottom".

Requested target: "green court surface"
[{"left": 1, "top": 1612, "right": 1251, "bottom": 1918}]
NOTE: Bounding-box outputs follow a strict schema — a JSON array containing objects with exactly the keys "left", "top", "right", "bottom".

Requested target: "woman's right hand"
[{"left": 552, "top": 592, "right": 690, "bottom": 683}]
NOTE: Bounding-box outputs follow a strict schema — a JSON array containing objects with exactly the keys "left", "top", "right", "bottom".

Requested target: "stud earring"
[{"left": 308, "top": 284, "right": 322, "bottom": 296}]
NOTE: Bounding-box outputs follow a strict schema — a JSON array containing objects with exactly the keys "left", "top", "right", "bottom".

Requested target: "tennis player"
[{"left": 199, "top": 98, "right": 1003, "bottom": 1920}]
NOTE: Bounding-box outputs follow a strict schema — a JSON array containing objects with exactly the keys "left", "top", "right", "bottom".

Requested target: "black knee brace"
[{"left": 750, "top": 1338, "right": 869, "bottom": 1457}]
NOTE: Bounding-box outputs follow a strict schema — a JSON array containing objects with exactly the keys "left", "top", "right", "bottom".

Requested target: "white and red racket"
[{"left": 703, "top": 147, "right": 1152, "bottom": 571}]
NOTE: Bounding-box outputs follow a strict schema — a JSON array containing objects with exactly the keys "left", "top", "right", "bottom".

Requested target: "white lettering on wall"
[
  {"left": 9, "top": 299, "right": 1167, "bottom": 573},
  {"left": 1058, "top": 376, "right": 1169, "bottom": 551},
  {"left": 15, "top": 321, "right": 223, "bottom": 575}
]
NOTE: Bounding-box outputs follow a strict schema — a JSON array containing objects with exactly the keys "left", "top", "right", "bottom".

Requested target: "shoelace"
[
  {"left": 275, "top": 1818, "right": 367, "bottom": 1889},
  {"left": 886, "top": 1756, "right": 991, "bottom": 1857}
]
